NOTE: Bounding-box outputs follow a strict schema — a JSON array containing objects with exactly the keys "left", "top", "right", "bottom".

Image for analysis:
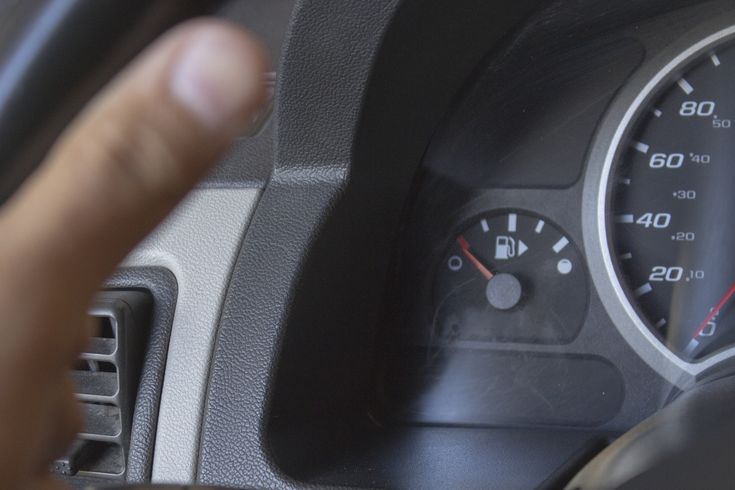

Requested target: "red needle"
[
  {"left": 457, "top": 235, "right": 494, "bottom": 281},
  {"left": 692, "top": 281, "right": 735, "bottom": 339}
]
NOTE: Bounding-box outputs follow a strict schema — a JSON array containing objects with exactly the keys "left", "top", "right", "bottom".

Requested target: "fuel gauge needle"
[{"left": 457, "top": 235, "right": 494, "bottom": 281}]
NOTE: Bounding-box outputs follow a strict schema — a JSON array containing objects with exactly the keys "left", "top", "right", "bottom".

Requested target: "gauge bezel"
[{"left": 583, "top": 19, "right": 735, "bottom": 387}]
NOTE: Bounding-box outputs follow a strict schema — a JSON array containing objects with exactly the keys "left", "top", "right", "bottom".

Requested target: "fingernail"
[{"left": 170, "top": 30, "right": 263, "bottom": 130}]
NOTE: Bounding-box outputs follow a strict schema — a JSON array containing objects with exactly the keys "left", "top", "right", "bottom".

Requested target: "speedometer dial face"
[{"left": 608, "top": 35, "right": 735, "bottom": 362}]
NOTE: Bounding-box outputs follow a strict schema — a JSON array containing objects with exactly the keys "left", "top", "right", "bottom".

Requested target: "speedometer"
[
  {"left": 611, "top": 43, "right": 735, "bottom": 362},
  {"left": 585, "top": 22, "right": 735, "bottom": 384}
]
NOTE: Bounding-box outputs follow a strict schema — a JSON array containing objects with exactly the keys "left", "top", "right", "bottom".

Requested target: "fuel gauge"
[{"left": 434, "top": 211, "right": 588, "bottom": 344}]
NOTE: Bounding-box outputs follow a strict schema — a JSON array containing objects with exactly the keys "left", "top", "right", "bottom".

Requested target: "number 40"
[{"left": 636, "top": 213, "right": 671, "bottom": 229}]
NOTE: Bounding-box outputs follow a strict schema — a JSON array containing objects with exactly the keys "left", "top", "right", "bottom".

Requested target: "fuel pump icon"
[{"left": 495, "top": 236, "right": 516, "bottom": 260}]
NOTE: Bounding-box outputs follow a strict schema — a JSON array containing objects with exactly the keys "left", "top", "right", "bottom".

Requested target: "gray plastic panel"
[{"left": 121, "top": 189, "right": 260, "bottom": 484}]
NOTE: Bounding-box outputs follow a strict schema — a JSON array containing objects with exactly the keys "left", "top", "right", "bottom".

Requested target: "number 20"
[{"left": 649, "top": 266, "right": 684, "bottom": 282}]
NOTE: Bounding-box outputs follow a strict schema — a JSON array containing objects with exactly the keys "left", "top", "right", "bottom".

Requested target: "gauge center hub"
[{"left": 486, "top": 273, "right": 522, "bottom": 311}]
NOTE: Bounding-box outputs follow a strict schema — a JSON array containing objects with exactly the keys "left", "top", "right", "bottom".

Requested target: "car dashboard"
[{"left": 4, "top": 0, "right": 735, "bottom": 489}]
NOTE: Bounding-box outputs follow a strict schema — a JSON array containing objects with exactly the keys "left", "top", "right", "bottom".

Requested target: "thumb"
[{"left": 0, "top": 19, "right": 269, "bottom": 300}]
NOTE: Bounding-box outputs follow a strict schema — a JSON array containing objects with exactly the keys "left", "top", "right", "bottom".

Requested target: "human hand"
[{"left": 0, "top": 19, "right": 269, "bottom": 489}]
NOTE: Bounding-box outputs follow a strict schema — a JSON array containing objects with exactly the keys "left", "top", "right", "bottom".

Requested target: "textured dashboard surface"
[
  {"left": 198, "top": 0, "right": 545, "bottom": 487},
  {"left": 122, "top": 189, "right": 261, "bottom": 484},
  {"left": 204, "top": 0, "right": 295, "bottom": 188},
  {"left": 197, "top": 0, "right": 402, "bottom": 487}
]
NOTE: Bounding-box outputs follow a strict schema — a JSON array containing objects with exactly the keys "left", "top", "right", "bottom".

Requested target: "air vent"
[{"left": 54, "top": 291, "right": 151, "bottom": 480}]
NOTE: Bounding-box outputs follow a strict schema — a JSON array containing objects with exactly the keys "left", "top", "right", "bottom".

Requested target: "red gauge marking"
[
  {"left": 692, "top": 281, "right": 735, "bottom": 340},
  {"left": 457, "top": 235, "right": 494, "bottom": 281}
]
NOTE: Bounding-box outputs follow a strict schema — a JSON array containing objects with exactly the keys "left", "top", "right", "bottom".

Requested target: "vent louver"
[{"left": 54, "top": 291, "right": 151, "bottom": 480}]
